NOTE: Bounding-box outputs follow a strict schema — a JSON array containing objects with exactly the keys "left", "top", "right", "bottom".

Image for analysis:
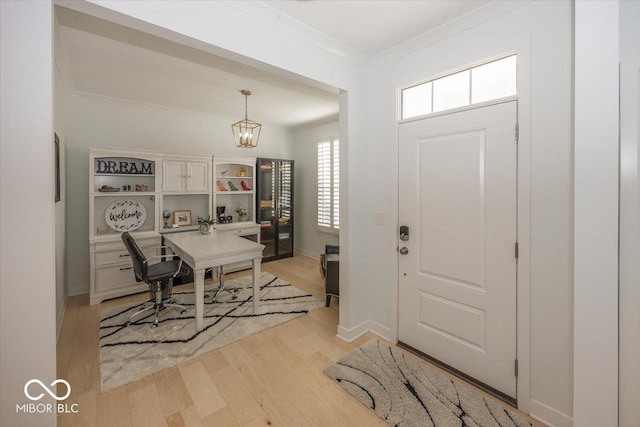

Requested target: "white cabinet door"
[
  {"left": 163, "top": 160, "right": 187, "bottom": 192},
  {"left": 188, "top": 161, "right": 210, "bottom": 192}
]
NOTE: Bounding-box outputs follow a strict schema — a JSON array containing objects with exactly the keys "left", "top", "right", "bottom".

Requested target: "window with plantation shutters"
[
  {"left": 279, "top": 161, "right": 292, "bottom": 220},
  {"left": 317, "top": 139, "right": 339, "bottom": 232}
]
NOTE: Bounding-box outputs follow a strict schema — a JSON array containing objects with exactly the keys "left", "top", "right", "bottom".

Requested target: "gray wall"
[
  {"left": 66, "top": 95, "right": 296, "bottom": 295},
  {"left": 293, "top": 120, "right": 340, "bottom": 258}
]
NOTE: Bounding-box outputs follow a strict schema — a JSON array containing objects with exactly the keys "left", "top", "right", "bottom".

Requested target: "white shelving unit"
[
  {"left": 89, "top": 150, "right": 259, "bottom": 304},
  {"left": 213, "top": 156, "right": 260, "bottom": 272},
  {"left": 89, "top": 149, "right": 162, "bottom": 304},
  {"left": 212, "top": 156, "right": 257, "bottom": 227}
]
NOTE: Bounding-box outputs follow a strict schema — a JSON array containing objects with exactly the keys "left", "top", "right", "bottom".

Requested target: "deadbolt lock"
[{"left": 400, "top": 225, "right": 409, "bottom": 241}]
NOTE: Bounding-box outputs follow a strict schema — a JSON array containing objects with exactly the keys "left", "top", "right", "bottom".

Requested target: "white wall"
[
  {"left": 367, "top": 1, "right": 574, "bottom": 424},
  {"left": 293, "top": 120, "right": 340, "bottom": 258},
  {"left": 574, "top": 3, "right": 620, "bottom": 426},
  {"left": 1, "top": 2, "right": 629, "bottom": 426},
  {"left": 0, "top": 2, "right": 57, "bottom": 425},
  {"left": 620, "top": 0, "right": 640, "bottom": 62},
  {"left": 55, "top": 17, "right": 69, "bottom": 335},
  {"left": 65, "top": 94, "right": 296, "bottom": 295}
]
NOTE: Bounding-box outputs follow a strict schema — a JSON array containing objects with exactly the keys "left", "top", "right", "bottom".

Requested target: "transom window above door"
[{"left": 401, "top": 54, "right": 517, "bottom": 120}]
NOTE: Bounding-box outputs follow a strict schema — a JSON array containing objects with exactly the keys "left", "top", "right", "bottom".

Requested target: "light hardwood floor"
[{"left": 57, "top": 255, "right": 545, "bottom": 426}]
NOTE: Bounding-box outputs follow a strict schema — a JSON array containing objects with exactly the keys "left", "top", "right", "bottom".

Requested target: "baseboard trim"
[
  {"left": 529, "top": 399, "right": 573, "bottom": 427},
  {"left": 337, "top": 320, "right": 391, "bottom": 343},
  {"left": 67, "top": 286, "right": 87, "bottom": 297},
  {"left": 56, "top": 294, "right": 68, "bottom": 341},
  {"left": 294, "top": 248, "right": 319, "bottom": 260}
]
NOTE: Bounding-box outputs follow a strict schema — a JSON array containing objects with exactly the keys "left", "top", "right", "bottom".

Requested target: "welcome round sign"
[{"left": 105, "top": 199, "right": 147, "bottom": 232}]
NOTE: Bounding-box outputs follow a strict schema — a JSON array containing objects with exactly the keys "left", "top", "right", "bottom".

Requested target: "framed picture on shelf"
[{"left": 173, "top": 210, "right": 192, "bottom": 227}]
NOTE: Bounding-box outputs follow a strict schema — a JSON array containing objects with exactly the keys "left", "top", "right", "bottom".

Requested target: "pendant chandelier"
[{"left": 231, "top": 89, "right": 261, "bottom": 148}]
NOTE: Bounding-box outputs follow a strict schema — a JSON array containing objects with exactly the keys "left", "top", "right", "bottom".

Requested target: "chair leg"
[
  {"left": 162, "top": 279, "right": 176, "bottom": 303},
  {"left": 209, "top": 265, "right": 238, "bottom": 302},
  {"left": 126, "top": 304, "right": 155, "bottom": 326},
  {"left": 126, "top": 282, "right": 160, "bottom": 326},
  {"left": 150, "top": 285, "right": 163, "bottom": 328},
  {"left": 152, "top": 279, "right": 186, "bottom": 327},
  {"left": 127, "top": 280, "right": 186, "bottom": 328},
  {"left": 163, "top": 302, "right": 187, "bottom": 315},
  {"left": 325, "top": 295, "right": 331, "bottom": 307}
]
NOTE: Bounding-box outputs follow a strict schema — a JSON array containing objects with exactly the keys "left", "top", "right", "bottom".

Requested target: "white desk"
[{"left": 164, "top": 231, "right": 265, "bottom": 332}]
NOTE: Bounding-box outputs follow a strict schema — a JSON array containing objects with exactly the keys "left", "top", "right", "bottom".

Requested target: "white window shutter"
[{"left": 317, "top": 139, "right": 339, "bottom": 231}]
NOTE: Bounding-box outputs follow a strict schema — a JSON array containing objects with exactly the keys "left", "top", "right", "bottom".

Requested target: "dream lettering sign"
[
  {"left": 95, "top": 157, "right": 154, "bottom": 175},
  {"left": 105, "top": 200, "right": 147, "bottom": 232}
]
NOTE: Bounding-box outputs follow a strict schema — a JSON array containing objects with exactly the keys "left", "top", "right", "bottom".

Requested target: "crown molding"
[
  {"left": 220, "top": 0, "right": 369, "bottom": 69},
  {"left": 368, "top": 1, "right": 533, "bottom": 68}
]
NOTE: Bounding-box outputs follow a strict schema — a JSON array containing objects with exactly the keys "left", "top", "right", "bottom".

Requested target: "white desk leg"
[
  {"left": 253, "top": 257, "right": 260, "bottom": 313},
  {"left": 195, "top": 268, "right": 205, "bottom": 332}
]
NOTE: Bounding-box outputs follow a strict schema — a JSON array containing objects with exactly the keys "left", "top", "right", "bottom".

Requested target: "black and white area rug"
[
  {"left": 99, "top": 272, "right": 323, "bottom": 392},
  {"left": 324, "top": 340, "right": 533, "bottom": 427}
]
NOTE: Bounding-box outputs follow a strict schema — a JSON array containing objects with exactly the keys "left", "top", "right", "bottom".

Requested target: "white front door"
[{"left": 398, "top": 101, "right": 518, "bottom": 398}]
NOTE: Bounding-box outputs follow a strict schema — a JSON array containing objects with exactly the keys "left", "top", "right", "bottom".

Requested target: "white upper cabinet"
[
  {"left": 188, "top": 161, "right": 210, "bottom": 192},
  {"left": 163, "top": 159, "right": 187, "bottom": 192},
  {"left": 163, "top": 158, "right": 211, "bottom": 193}
]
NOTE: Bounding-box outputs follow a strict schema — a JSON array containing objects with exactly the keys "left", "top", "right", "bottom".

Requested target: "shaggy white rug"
[
  {"left": 99, "top": 272, "right": 323, "bottom": 392},
  {"left": 325, "top": 340, "right": 532, "bottom": 427}
]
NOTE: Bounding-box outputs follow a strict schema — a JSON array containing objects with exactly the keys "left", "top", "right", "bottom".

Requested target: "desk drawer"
[
  {"left": 94, "top": 238, "right": 160, "bottom": 266},
  {"left": 95, "top": 250, "right": 133, "bottom": 266},
  {"left": 95, "top": 263, "right": 142, "bottom": 293},
  {"left": 93, "top": 237, "right": 159, "bottom": 252},
  {"left": 216, "top": 225, "right": 259, "bottom": 237}
]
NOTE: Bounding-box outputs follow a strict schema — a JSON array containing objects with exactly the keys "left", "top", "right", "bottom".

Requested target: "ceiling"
[
  {"left": 260, "top": 0, "right": 492, "bottom": 57},
  {"left": 55, "top": 1, "right": 494, "bottom": 129}
]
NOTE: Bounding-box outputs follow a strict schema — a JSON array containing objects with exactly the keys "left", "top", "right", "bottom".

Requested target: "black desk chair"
[
  {"left": 121, "top": 232, "right": 189, "bottom": 328},
  {"left": 321, "top": 245, "right": 339, "bottom": 307}
]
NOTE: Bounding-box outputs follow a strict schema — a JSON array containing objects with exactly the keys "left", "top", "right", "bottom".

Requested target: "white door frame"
[
  {"left": 389, "top": 38, "right": 532, "bottom": 411},
  {"left": 619, "top": 58, "right": 640, "bottom": 427}
]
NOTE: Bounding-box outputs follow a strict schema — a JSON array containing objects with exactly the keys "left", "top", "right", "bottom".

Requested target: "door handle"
[{"left": 399, "top": 247, "right": 409, "bottom": 255}]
